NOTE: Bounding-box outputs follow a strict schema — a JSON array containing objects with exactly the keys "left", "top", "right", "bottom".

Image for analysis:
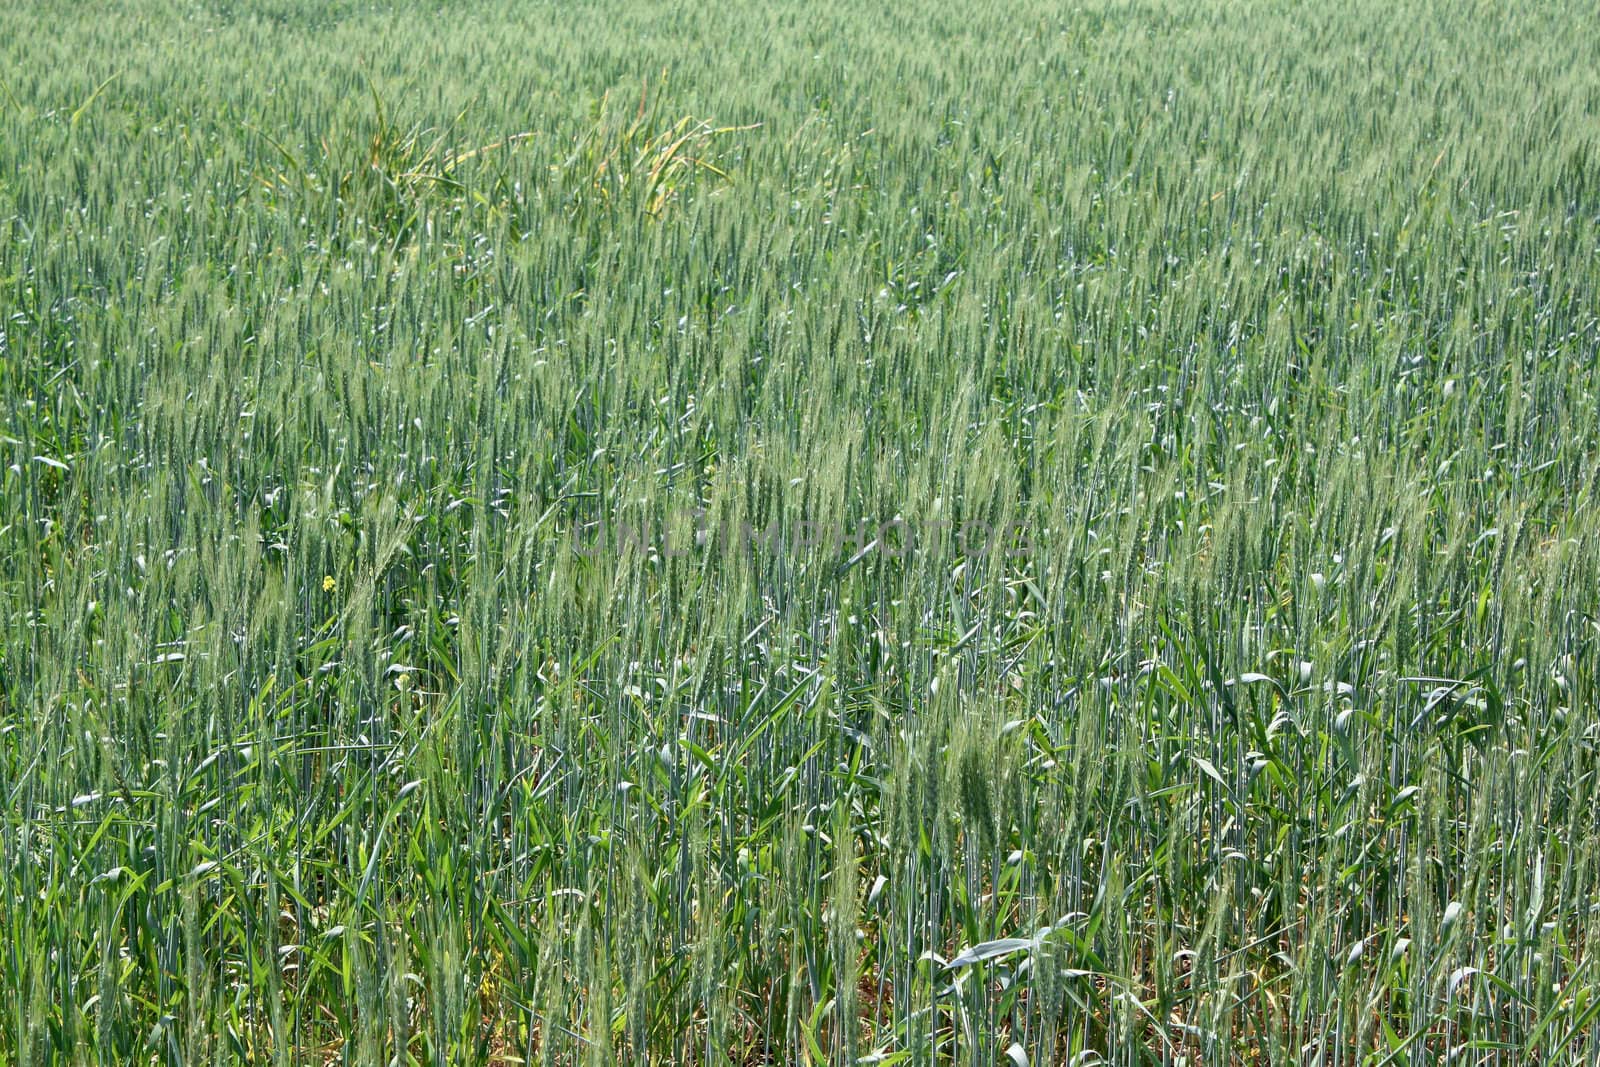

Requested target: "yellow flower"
[{"left": 322, "top": 575, "right": 336, "bottom": 592}]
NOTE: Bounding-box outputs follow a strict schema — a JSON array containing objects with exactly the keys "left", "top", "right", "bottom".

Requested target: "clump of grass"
[
  {"left": 254, "top": 76, "right": 532, "bottom": 243},
  {"left": 558, "top": 71, "right": 759, "bottom": 219}
]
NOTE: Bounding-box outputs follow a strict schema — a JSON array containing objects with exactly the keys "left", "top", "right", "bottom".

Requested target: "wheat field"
[{"left": 4, "top": 0, "right": 1600, "bottom": 1062}]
